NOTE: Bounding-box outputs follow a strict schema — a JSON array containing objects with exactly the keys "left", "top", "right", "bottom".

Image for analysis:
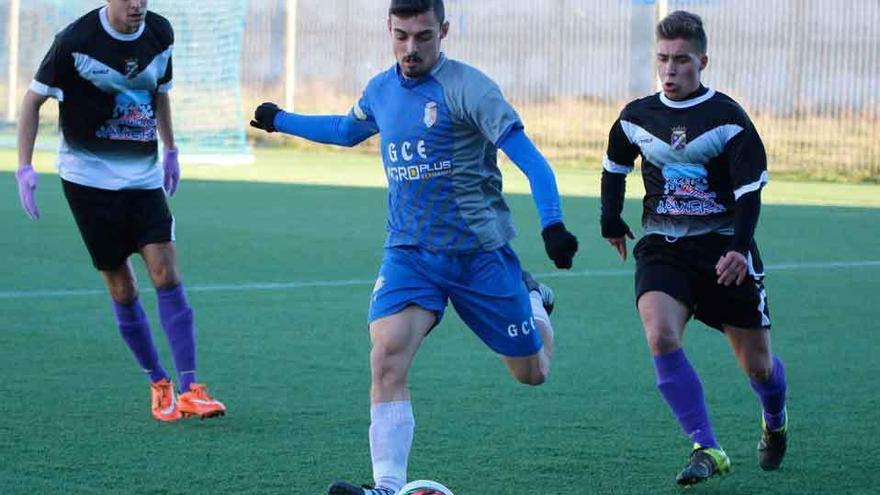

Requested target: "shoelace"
[
  {"left": 188, "top": 384, "right": 215, "bottom": 401},
  {"left": 152, "top": 382, "right": 172, "bottom": 408}
]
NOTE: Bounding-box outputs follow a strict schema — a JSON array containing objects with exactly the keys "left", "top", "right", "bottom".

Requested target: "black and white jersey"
[
  {"left": 604, "top": 87, "right": 768, "bottom": 238},
  {"left": 30, "top": 7, "right": 173, "bottom": 190}
]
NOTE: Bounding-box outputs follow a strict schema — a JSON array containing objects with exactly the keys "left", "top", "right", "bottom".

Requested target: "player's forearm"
[
  {"left": 274, "top": 112, "right": 374, "bottom": 147},
  {"left": 600, "top": 170, "right": 630, "bottom": 238},
  {"left": 155, "top": 92, "right": 176, "bottom": 149},
  {"left": 729, "top": 189, "right": 761, "bottom": 254},
  {"left": 17, "top": 92, "right": 46, "bottom": 168},
  {"left": 498, "top": 129, "right": 563, "bottom": 228}
]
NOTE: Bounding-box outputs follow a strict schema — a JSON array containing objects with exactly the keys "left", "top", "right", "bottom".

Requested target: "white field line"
[{"left": 1, "top": 260, "right": 878, "bottom": 301}]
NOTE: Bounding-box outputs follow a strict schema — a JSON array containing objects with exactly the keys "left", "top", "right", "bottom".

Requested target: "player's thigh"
[
  {"left": 634, "top": 236, "right": 694, "bottom": 351},
  {"left": 450, "top": 245, "right": 541, "bottom": 358},
  {"left": 369, "top": 305, "right": 436, "bottom": 367},
  {"left": 61, "top": 179, "right": 135, "bottom": 271}
]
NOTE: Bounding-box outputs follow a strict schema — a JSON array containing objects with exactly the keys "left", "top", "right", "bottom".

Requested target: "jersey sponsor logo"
[
  {"left": 424, "top": 101, "right": 438, "bottom": 128},
  {"left": 387, "top": 161, "right": 453, "bottom": 182},
  {"left": 388, "top": 140, "right": 428, "bottom": 163},
  {"left": 95, "top": 91, "right": 157, "bottom": 142},
  {"left": 386, "top": 139, "right": 453, "bottom": 181},
  {"left": 657, "top": 164, "right": 726, "bottom": 216},
  {"left": 671, "top": 126, "right": 687, "bottom": 150}
]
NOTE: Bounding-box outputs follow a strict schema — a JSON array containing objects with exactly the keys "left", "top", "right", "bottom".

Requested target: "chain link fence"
[{"left": 3, "top": 0, "right": 878, "bottom": 178}]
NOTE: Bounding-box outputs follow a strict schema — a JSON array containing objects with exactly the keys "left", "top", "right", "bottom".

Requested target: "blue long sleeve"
[
  {"left": 499, "top": 128, "right": 563, "bottom": 229},
  {"left": 273, "top": 112, "right": 377, "bottom": 147}
]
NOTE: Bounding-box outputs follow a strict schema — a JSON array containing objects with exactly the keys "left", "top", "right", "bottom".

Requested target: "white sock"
[
  {"left": 530, "top": 291, "right": 551, "bottom": 330},
  {"left": 370, "top": 401, "right": 414, "bottom": 492}
]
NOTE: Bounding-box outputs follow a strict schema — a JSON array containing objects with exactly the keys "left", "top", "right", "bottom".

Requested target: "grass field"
[{"left": 1, "top": 149, "right": 879, "bottom": 494}]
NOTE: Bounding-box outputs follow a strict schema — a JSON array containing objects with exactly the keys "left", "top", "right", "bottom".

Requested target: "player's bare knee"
[
  {"left": 148, "top": 264, "right": 180, "bottom": 289},
  {"left": 745, "top": 364, "right": 772, "bottom": 383},
  {"left": 512, "top": 359, "right": 548, "bottom": 386},
  {"left": 644, "top": 327, "right": 680, "bottom": 355},
  {"left": 109, "top": 283, "right": 138, "bottom": 304},
  {"left": 370, "top": 345, "right": 408, "bottom": 390}
]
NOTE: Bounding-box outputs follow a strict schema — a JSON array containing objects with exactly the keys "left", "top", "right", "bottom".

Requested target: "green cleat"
[
  {"left": 676, "top": 445, "right": 731, "bottom": 486},
  {"left": 758, "top": 409, "right": 788, "bottom": 471}
]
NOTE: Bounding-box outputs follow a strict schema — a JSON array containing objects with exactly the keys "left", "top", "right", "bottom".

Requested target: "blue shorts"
[{"left": 368, "top": 245, "right": 542, "bottom": 357}]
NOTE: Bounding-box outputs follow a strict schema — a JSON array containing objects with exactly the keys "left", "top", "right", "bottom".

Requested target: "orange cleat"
[
  {"left": 151, "top": 378, "right": 182, "bottom": 422},
  {"left": 178, "top": 383, "right": 226, "bottom": 419}
]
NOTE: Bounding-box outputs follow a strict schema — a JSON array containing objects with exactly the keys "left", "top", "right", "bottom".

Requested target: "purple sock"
[
  {"left": 654, "top": 348, "right": 720, "bottom": 449},
  {"left": 156, "top": 284, "right": 197, "bottom": 393},
  {"left": 750, "top": 356, "right": 787, "bottom": 430},
  {"left": 112, "top": 298, "right": 168, "bottom": 383}
]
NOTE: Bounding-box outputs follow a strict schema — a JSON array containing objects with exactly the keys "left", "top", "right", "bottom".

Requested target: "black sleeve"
[
  {"left": 156, "top": 17, "right": 174, "bottom": 91},
  {"left": 601, "top": 170, "right": 631, "bottom": 238},
  {"left": 600, "top": 117, "right": 639, "bottom": 238},
  {"left": 725, "top": 118, "right": 768, "bottom": 201},
  {"left": 604, "top": 118, "right": 640, "bottom": 173},
  {"left": 729, "top": 189, "right": 761, "bottom": 255},
  {"left": 32, "top": 35, "right": 73, "bottom": 97}
]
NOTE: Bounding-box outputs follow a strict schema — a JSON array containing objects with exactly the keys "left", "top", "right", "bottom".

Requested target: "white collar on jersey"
[
  {"left": 659, "top": 86, "right": 716, "bottom": 109},
  {"left": 99, "top": 6, "right": 146, "bottom": 42}
]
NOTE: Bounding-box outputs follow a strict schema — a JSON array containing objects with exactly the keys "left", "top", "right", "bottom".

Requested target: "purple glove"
[
  {"left": 15, "top": 165, "right": 40, "bottom": 220},
  {"left": 163, "top": 147, "right": 180, "bottom": 196}
]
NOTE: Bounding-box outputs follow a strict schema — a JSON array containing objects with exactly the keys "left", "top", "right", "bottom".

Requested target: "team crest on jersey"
[
  {"left": 671, "top": 126, "right": 687, "bottom": 151},
  {"left": 424, "top": 101, "right": 438, "bottom": 128},
  {"left": 124, "top": 57, "right": 139, "bottom": 79}
]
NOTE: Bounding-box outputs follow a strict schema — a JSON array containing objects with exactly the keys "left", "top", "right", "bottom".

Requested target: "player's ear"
[
  {"left": 387, "top": 17, "right": 392, "bottom": 33},
  {"left": 439, "top": 20, "right": 450, "bottom": 40},
  {"left": 699, "top": 54, "right": 708, "bottom": 71}
]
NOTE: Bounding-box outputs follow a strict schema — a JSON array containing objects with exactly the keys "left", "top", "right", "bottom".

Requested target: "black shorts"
[
  {"left": 62, "top": 179, "right": 174, "bottom": 271},
  {"left": 634, "top": 233, "right": 771, "bottom": 331}
]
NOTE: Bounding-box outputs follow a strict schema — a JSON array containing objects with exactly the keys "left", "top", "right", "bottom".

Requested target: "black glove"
[
  {"left": 600, "top": 216, "right": 633, "bottom": 239},
  {"left": 541, "top": 222, "right": 579, "bottom": 269},
  {"left": 250, "top": 102, "right": 282, "bottom": 133}
]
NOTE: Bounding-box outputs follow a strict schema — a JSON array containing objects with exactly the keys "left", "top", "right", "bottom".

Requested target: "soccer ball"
[{"left": 396, "top": 480, "right": 454, "bottom": 495}]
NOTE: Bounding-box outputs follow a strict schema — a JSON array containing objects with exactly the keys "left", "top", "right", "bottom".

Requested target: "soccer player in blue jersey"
[
  {"left": 14, "top": 0, "right": 225, "bottom": 421},
  {"left": 251, "top": 1, "right": 578, "bottom": 493},
  {"left": 600, "top": 11, "right": 788, "bottom": 485}
]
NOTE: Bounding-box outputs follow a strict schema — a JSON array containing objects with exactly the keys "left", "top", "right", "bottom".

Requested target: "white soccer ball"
[{"left": 396, "top": 479, "right": 454, "bottom": 495}]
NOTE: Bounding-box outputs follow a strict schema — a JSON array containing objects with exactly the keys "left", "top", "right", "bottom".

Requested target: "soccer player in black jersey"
[
  {"left": 600, "top": 11, "right": 788, "bottom": 485},
  {"left": 15, "top": 0, "right": 225, "bottom": 422}
]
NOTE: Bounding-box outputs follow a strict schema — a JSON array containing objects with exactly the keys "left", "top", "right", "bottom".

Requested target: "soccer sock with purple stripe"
[
  {"left": 112, "top": 298, "right": 168, "bottom": 383},
  {"left": 654, "top": 348, "right": 720, "bottom": 449},
  {"left": 750, "top": 356, "right": 788, "bottom": 430},
  {"left": 156, "top": 284, "right": 197, "bottom": 393}
]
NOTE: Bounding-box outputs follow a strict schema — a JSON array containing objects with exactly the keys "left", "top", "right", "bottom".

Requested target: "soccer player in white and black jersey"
[
  {"left": 15, "top": 0, "right": 225, "bottom": 422},
  {"left": 600, "top": 11, "right": 788, "bottom": 485}
]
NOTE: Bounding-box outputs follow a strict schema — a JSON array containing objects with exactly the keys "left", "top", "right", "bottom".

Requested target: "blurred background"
[{"left": 1, "top": 0, "right": 878, "bottom": 179}]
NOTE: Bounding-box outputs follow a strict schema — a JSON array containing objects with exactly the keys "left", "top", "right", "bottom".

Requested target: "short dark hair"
[
  {"left": 389, "top": 0, "right": 445, "bottom": 24},
  {"left": 656, "top": 11, "right": 707, "bottom": 54}
]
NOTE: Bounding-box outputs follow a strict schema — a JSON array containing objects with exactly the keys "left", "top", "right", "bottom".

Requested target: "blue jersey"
[{"left": 351, "top": 54, "right": 524, "bottom": 253}]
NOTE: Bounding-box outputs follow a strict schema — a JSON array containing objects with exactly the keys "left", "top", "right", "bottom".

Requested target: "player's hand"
[
  {"left": 716, "top": 250, "right": 748, "bottom": 286},
  {"left": 250, "top": 102, "right": 281, "bottom": 133},
  {"left": 602, "top": 217, "right": 634, "bottom": 261},
  {"left": 606, "top": 231, "right": 634, "bottom": 262},
  {"left": 15, "top": 164, "right": 40, "bottom": 220},
  {"left": 163, "top": 147, "right": 180, "bottom": 196},
  {"left": 542, "top": 222, "right": 579, "bottom": 269}
]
